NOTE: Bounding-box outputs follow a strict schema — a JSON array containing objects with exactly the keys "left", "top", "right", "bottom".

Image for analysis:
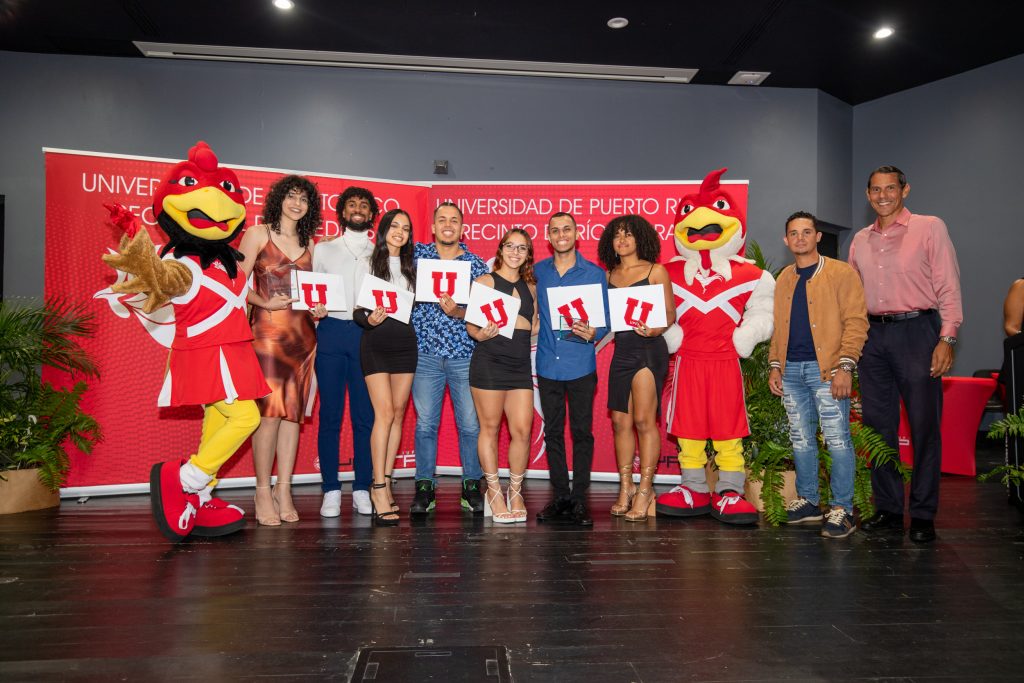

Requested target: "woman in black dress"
[
  {"left": 598, "top": 215, "right": 676, "bottom": 522},
  {"left": 467, "top": 229, "right": 538, "bottom": 523},
  {"left": 355, "top": 208, "right": 417, "bottom": 525}
]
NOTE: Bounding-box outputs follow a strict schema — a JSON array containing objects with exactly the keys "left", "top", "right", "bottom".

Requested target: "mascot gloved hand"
[
  {"left": 657, "top": 168, "right": 775, "bottom": 525},
  {"left": 103, "top": 141, "right": 269, "bottom": 542}
]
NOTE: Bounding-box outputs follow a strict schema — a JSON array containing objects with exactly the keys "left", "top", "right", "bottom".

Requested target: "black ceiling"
[{"left": 2, "top": 0, "right": 1021, "bottom": 105}]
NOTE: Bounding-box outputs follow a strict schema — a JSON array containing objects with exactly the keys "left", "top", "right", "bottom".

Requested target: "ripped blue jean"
[{"left": 781, "top": 360, "right": 854, "bottom": 512}]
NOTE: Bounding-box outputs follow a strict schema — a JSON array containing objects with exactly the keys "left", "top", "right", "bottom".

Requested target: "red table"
[{"left": 897, "top": 376, "right": 998, "bottom": 476}]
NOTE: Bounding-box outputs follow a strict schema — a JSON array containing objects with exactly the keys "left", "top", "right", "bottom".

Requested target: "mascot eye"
[
  {"left": 221, "top": 180, "right": 237, "bottom": 192},
  {"left": 173, "top": 176, "right": 198, "bottom": 187},
  {"left": 681, "top": 203, "right": 695, "bottom": 215},
  {"left": 713, "top": 199, "right": 731, "bottom": 210}
]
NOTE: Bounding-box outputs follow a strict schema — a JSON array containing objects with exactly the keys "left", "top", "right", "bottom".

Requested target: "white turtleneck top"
[{"left": 312, "top": 229, "right": 373, "bottom": 321}]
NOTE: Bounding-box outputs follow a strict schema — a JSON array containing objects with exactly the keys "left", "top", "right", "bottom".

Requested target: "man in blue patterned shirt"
[{"left": 409, "top": 201, "right": 489, "bottom": 514}]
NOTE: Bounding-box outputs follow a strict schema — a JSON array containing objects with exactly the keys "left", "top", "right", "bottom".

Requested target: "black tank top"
[
  {"left": 608, "top": 264, "right": 655, "bottom": 289},
  {"left": 490, "top": 271, "right": 534, "bottom": 323}
]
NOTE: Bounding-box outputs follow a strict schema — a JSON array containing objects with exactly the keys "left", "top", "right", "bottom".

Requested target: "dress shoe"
[
  {"left": 569, "top": 501, "right": 593, "bottom": 527},
  {"left": 537, "top": 497, "right": 572, "bottom": 521},
  {"left": 909, "top": 518, "right": 936, "bottom": 543},
  {"left": 860, "top": 510, "right": 904, "bottom": 533}
]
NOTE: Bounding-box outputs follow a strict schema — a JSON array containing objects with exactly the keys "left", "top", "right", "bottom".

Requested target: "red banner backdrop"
[
  {"left": 426, "top": 182, "right": 750, "bottom": 481},
  {"left": 44, "top": 149, "right": 747, "bottom": 493}
]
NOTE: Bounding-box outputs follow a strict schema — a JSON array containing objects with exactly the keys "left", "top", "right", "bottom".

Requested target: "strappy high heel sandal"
[
  {"left": 272, "top": 479, "right": 299, "bottom": 523},
  {"left": 254, "top": 485, "right": 281, "bottom": 526},
  {"left": 483, "top": 472, "right": 516, "bottom": 524},
  {"left": 610, "top": 465, "right": 636, "bottom": 517},
  {"left": 370, "top": 482, "right": 399, "bottom": 526},
  {"left": 507, "top": 472, "right": 527, "bottom": 523},
  {"left": 384, "top": 473, "right": 399, "bottom": 512},
  {"left": 625, "top": 466, "right": 658, "bottom": 523}
]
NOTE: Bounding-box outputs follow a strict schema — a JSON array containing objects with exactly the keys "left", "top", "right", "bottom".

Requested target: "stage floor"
[{"left": 3, "top": 439, "right": 1024, "bottom": 682}]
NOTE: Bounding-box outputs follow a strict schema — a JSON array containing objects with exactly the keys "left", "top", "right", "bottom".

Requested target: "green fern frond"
[
  {"left": 987, "top": 407, "right": 1024, "bottom": 439},
  {"left": 851, "top": 421, "right": 910, "bottom": 482}
]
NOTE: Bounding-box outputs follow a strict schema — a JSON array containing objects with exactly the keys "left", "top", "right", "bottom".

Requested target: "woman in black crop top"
[
  {"left": 467, "top": 229, "right": 539, "bottom": 523},
  {"left": 597, "top": 215, "right": 676, "bottom": 522}
]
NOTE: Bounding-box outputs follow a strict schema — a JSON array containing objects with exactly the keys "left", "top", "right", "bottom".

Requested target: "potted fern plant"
[
  {"left": 979, "top": 407, "right": 1024, "bottom": 487},
  {"left": 0, "top": 298, "right": 102, "bottom": 513}
]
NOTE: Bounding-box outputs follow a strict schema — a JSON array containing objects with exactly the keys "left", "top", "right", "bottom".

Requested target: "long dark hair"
[
  {"left": 597, "top": 214, "right": 661, "bottom": 270},
  {"left": 493, "top": 228, "right": 536, "bottom": 285},
  {"left": 262, "top": 175, "right": 321, "bottom": 249},
  {"left": 370, "top": 209, "right": 416, "bottom": 288}
]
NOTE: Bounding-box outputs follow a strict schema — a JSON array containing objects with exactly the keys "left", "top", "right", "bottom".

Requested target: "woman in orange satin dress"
[{"left": 239, "top": 175, "right": 325, "bottom": 525}]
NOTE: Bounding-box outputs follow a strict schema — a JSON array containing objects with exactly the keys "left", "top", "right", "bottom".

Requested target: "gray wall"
[
  {"left": 7, "top": 48, "right": 1015, "bottom": 374},
  {"left": 1, "top": 50, "right": 840, "bottom": 300},
  {"left": 852, "top": 53, "right": 1024, "bottom": 375}
]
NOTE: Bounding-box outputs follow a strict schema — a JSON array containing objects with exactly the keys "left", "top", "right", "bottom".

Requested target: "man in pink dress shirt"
[{"left": 848, "top": 166, "right": 963, "bottom": 543}]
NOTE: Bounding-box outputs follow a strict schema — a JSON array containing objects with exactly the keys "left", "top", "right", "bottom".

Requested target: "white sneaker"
[
  {"left": 352, "top": 489, "right": 373, "bottom": 516},
  {"left": 320, "top": 490, "right": 342, "bottom": 518}
]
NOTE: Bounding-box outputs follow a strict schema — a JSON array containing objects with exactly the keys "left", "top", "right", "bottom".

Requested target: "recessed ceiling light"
[
  {"left": 273, "top": 0, "right": 295, "bottom": 10},
  {"left": 607, "top": 17, "right": 629, "bottom": 29},
  {"left": 874, "top": 26, "right": 894, "bottom": 39},
  {"left": 727, "top": 71, "right": 770, "bottom": 86}
]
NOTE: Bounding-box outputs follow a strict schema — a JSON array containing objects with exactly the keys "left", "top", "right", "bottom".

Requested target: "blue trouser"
[
  {"left": 782, "top": 360, "right": 855, "bottom": 513},
  {"left": 315, "top": 318, "right": 373, "bottom": 493},
  {"left": 859, "top": 313, "right": 943, "bottom": 520},
  {"left": 412, "top": 353, "right": 482, "bottom": 482}
]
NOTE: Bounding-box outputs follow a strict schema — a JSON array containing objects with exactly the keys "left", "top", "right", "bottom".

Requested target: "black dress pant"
[
  {"left": 538, "top": 373, "right": 598, "bottom": 502},
  {"left": 858, "top": 314, "right": 943, "bottom": 520}
]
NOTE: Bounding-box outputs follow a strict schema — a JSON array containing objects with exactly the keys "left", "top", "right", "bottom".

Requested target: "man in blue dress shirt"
[{"left": 534, "top": 212, "right": 609, "bottom": 526}]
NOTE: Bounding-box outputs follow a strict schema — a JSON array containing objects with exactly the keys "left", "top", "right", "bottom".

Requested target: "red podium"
[{"left": 897, "top": 376, "right": 998, "bottom": 476}]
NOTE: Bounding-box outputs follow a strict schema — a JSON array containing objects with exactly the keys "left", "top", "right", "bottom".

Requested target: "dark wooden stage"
[{"left": 3, "top": 439, "right": 1024, "bottom": 682}]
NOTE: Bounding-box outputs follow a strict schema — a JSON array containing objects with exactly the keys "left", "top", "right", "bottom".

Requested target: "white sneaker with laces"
[
  {"left": 352, "top": 489, "right": 373, "bottom": 515},
  {"left": 320, "top": 490, "right": 342, "bottom": 518}
]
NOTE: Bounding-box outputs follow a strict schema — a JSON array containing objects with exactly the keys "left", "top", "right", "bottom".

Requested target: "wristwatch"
[
  {"left": 939, "top": 335, "right": 958, "bottom": 347},
  {"left": 837, "top": 360, "right": 856, "bottom": 374}
]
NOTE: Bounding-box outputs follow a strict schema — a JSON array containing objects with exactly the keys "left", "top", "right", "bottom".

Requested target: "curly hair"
[
  {"left": 262, "top": 175, "right": 321, "bottom": 248},
  {"left": 370, "top": 209, "right": 416, "bottom": 289},
  {"left": 492, "top": 228, "right": 536, "bottom": 285},
  {"left": 597, "top": 214, "right": 661, "bottom": 270},
  {"left": 337, "top": 186, "right": 380, "bottom": 226}
]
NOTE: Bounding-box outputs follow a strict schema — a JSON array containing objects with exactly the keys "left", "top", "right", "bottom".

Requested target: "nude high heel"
[
  {"left": 625, "top": 466, "right": 657, "bottom": 522},
  {"left": 254, "top": 485, "right": 281, "bottom": 526},
  {"left": 610, "top": 465, "right": 636, "bottom": 516},
  {"left": 272, "top": 479, "right": 299, "bottom": 523}
]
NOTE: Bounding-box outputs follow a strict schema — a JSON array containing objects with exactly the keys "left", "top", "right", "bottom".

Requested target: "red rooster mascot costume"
[
  {"left": 102, "top": 141, "right": 269, "bottom": 541},
  {"left": 658, "top": 168, "right": 774, "bottom": 524}
]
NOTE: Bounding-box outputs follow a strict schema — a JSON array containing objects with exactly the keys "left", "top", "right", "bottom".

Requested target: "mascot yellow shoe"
[
  {"left": 657, "top": 168, "right": 775, "bottom": 525},
  {"left": 102, "top": 141, "right": 268, "bottom": 541}
]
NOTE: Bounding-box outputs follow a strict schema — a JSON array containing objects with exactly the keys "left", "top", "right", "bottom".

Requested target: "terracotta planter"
[{"left": 0, "top": 469, "right": 60, "bottom": 514}]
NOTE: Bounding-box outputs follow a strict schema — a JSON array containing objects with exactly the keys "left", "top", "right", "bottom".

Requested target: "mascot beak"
[
  {"left": 674, "top": 206, "right": 741, "bottom": 251},
  {"left": 162, "top": 187, "right": 246, "bottom": 241}
]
